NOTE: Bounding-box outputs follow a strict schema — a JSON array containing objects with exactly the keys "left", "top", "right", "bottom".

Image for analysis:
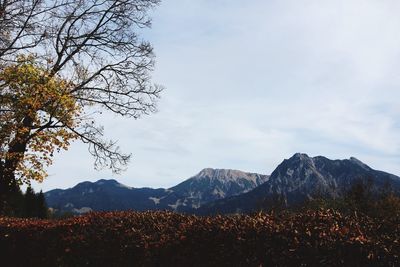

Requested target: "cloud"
[{"left": 32, "top": 0, "right": 400, "bottom": 191}]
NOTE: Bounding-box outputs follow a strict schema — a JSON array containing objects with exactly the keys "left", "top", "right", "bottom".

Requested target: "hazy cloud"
[{"left": 33, "top": 0, "right": 400, "bottom": 191}]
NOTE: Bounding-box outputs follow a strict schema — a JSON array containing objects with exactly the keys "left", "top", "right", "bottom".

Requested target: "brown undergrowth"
[{"left": 0, "top": 209, "right": 399, "bottom": 266}]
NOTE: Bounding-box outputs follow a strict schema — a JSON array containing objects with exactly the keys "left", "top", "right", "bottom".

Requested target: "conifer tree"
[
  {"left": 24, "top": 186, "right": 36, "bottom": 218},
  {"left": 36, "top": 190, "right": 48, "bottom": 219}
]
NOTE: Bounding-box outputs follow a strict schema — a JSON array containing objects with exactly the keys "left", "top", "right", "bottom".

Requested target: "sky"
[{"left": 32, "top": 0, "right": 400, "bottom": 192}]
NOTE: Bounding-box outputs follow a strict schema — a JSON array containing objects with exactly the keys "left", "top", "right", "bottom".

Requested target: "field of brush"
[{"left": 0, "top": 209, "right": 399, "bottom": 266}]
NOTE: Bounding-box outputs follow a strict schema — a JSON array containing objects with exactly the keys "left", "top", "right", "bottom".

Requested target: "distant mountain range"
[
  {"left": 45, "top": 153, "right": 400, "bottom": 215},
  {"left": 45, "top": 168, "right": 268, "bottom": 214}
]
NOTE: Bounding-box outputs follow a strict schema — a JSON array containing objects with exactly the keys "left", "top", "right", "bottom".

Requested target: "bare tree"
[{"left": 0, "top": 0, "right": 163, "bottom": 213}]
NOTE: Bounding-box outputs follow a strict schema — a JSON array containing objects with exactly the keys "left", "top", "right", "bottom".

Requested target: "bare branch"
[{"left": 0, "top": 0, "right": 162, "bottom": 180}]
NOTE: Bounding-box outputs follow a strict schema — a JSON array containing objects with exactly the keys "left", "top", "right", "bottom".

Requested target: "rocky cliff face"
[
  {"left": 197, "top": 153, "right": 400, "bottom": 214},
  {"left": 169, "top": 168, "right": 269, "bottom": 209}
]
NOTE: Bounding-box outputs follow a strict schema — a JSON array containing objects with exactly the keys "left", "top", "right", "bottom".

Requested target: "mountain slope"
[
  {"left": 45, "top": 169, "right": 268, "bottom": 214},
  {"left": 45, "top": 179, "right": 168, "bottom": 213},
  {"left": 168, "top": 168, "right": 269, "bottom": 210},
  {"left": 197, "top": 153, "right": 400, "bottom": 214}
]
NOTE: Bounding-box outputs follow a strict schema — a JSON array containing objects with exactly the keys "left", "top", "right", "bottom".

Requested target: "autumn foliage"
[
  {"left": 0, "top": 55, "right": 80, "bottom": 184},
  {"left": 0, "top": 209, "right": 399, "bottom": 266}
]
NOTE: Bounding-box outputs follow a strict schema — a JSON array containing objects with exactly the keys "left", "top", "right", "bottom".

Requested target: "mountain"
[
  {"left": 46, "top": 153, "right": 400, "bottom": 215},
  {"left": 167, "top": 168, "right": 268, "bottom": 211},
  {"left": 197, "top": 153, "right": 400, "bottom": 214},
  {"left": 45, "top": 179, "right": 168, "bottom": 214},
  {"left": 45, "top": 169, "right": 268, "bottom": 214}
]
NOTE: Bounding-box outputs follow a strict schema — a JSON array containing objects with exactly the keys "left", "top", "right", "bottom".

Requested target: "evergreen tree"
[
  {"left": 24, "top": 186, "right": 36, "bottom": 218},
  {"left": 1, "top": 187, "right": 24, "bottom": 217},
  {"left": 35, "top": 191, "right": 48, "bottom": 219}
]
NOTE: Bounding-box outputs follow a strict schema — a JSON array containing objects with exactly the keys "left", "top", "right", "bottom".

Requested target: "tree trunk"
[
  {"left": 0, "top": 116, "right": 32, "bottom": 215},
  {"left": 0, "top": 162, "right": 20, "bottom": 215}
]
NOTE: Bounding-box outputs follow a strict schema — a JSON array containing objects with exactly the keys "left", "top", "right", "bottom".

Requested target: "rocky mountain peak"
[
  {"left": 195, "top": 168, "right": 265, "bottom": 183},
  {"left": 95, "top": 179, "right": 119, "bottom": 185},
  {"left": 284, "top": 153, "right": 315, "bottom": 166},
  {"left": 292, "top": 153, "right": 311, "bottom": 159},
  {"left": 349, "top": 157, "right": 370, "bottom": 170}
]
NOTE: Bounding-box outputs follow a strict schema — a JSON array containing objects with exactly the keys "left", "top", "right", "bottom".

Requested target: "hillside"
[{"left": 45, "top": 169, "right": 268, "bottom": 214}]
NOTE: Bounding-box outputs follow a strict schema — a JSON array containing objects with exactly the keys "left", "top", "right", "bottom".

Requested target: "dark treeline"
[
  {"left": 305, "top": 183, "right": 400, "bottom": 219},
  {"left": 258, "top": 179, "right": 400, "bottom": 220},
  {"left": 2, "top": 186, "right": 48, "bottom": 219},
  {"left": 3, "top": 177, "right": 400, "bottom": 220}
]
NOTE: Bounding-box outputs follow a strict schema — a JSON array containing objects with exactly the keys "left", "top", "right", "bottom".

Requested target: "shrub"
[{"left": 0, "top": 210, "right": 399, "bottom": 266}]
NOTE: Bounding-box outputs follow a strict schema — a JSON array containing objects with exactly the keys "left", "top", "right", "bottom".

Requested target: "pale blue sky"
[{"left": 32, "top": 0, "right": 400, "bottom": 191}]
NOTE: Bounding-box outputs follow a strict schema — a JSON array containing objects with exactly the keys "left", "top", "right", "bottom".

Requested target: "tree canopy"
[{"left": 0, "top": 0, "right": 162, "bottom": 214}]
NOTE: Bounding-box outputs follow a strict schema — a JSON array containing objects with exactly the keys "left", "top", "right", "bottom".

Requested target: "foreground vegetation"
[{"left": 0, "top": 208, "right": 399, "bottom": 267}]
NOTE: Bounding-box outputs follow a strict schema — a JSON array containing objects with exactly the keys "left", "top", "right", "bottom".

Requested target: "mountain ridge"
[
  {"left": 197, "top": 153, "right": 400, "bottom": 214},
  {"left": 45, "top": 167, "right": 269, "bottom": 214},
  {"left": 45, "top": 153, "right": 400, "bottom": 215}
]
